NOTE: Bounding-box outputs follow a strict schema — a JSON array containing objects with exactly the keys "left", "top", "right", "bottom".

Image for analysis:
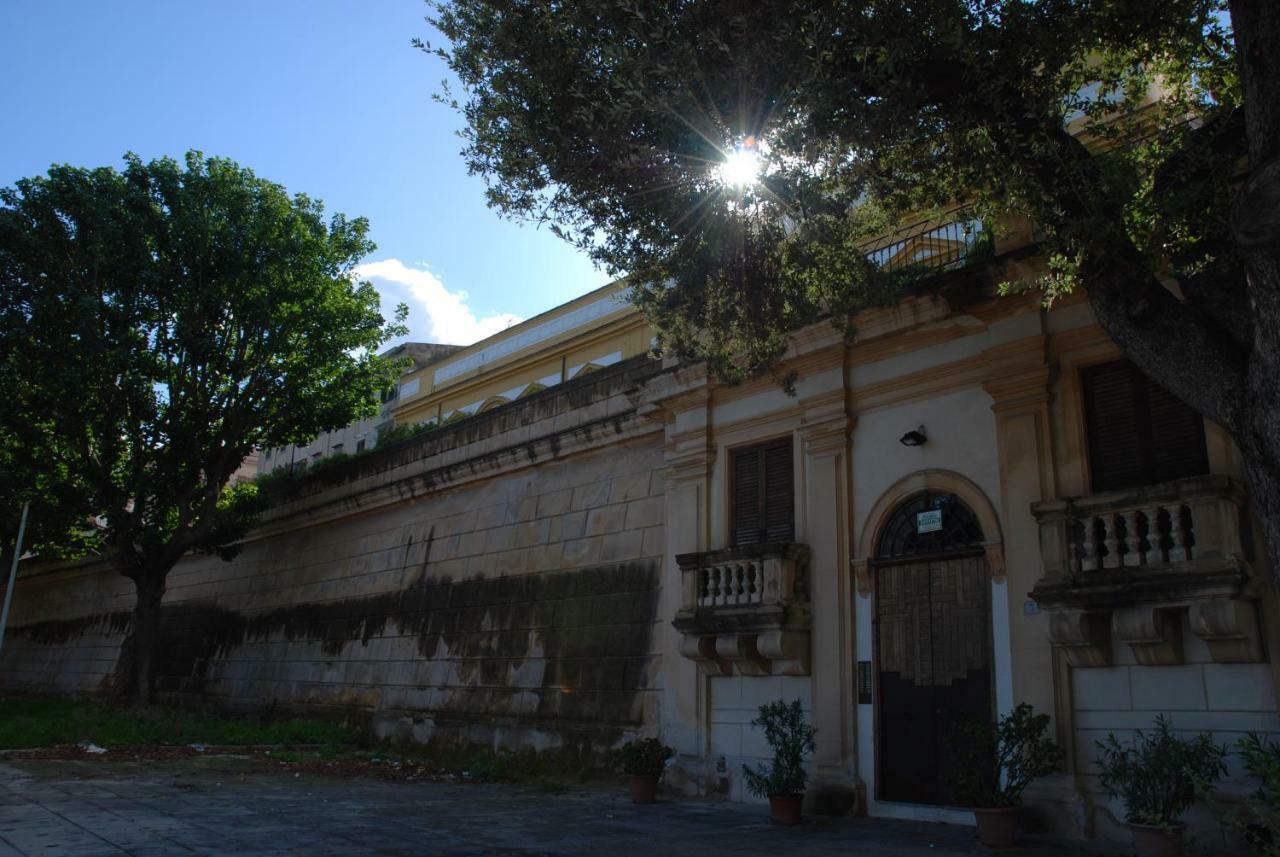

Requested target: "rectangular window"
[
  {"left": 1082, "top": 359, "right": 1209, "bottom": 493},
  {"left": 730, "top": 438, "right": 794, "bottom": 546},
  {"left": 356, "top": 439, "right": 366, "bottom": 453}
]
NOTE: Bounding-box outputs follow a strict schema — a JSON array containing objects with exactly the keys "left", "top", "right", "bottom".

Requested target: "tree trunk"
[
  {"left": 128, "top": 571, "right": 167, "bottom": 704},
  {"left": 1230, "top": 0, "right": 1280, "bottom": 581}
]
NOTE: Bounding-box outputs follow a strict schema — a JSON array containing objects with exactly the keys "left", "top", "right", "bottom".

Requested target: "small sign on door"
[{"left": 916, "top": 509, "right": 942, "bottom": 533}]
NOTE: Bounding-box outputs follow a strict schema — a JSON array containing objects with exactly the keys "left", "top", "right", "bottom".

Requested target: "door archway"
[{"left": 873, "top": 489, "right": 993, "bottom": 806}]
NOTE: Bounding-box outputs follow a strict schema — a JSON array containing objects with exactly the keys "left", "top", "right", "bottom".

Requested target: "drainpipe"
[{"left": 0, "top": 501, "right": 32, "bottom": 658}]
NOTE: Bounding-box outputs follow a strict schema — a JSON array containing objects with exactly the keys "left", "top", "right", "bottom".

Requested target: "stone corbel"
[
  {"left": 1048, "top": 609, "right": 1113, "bottom": 668},
  {"left": 756, "top": 630, "right": 811, "bottom": 676},
  {"left": 1190, "top": 598, "right": 1263, "bottom": 663},
  {"left": 679, "top": 634, "right": 729, "bottom": 676},
  {"left": 715, "top": 634, "right": 771, "bottom": 676},
  {"left": 852, "top": 558, "right": 872, "bottom": 599},
  {"left": 1114, "top": 605, "right": 1184, "bottom": 666}
]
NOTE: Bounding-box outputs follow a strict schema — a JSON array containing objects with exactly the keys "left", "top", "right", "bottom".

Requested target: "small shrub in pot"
[
  {"left": 1095, "top": 714, "right": 1228, "bottom": 857},
  {"left": 612, "top": 738, "right": 674, "bottom": 804},
  {"left": 950, "top": 703, "right": 1063, "bottom": 847},
  {"left": 742, "top": 699, "right": 816, "bottom": 825}
]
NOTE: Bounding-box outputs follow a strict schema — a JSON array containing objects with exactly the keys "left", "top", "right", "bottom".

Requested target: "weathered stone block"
[
  {"left": 549, "top": 511, "right": 587, "bottom": 542},
  {"left": 572, "top": 480, "right": 611, "bottom": 511},
  {"left": 536, "top": 488, "right": 573, "bottom": 519},
  {"left": 601, "top": 530, "right": 644, "bottom": 563},
  {"left": 515, "top": 518, "right": 551, "bottom": 548},
  {"left": 609, "top": 472, "right": 651, "bottom": 504},
  {"left": 586, "top": 505, "right": 626, "bottom": 536},
  {"left": 484, "top": 526, "right": 516, "bottom": 553},
  {"left": 624, "top": 496, "right": 663, "bottom": 530},
  {"left": 561, "top": 536, "right": 603, "bottom": 567}
]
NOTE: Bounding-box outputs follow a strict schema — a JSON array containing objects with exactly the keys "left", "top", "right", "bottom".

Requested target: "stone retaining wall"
[{"left": 0, "top": 358, "right": 667, "bottom": 757}]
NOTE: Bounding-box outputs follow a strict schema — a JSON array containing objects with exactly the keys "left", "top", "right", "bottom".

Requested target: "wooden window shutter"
[
  {"left": 731, "top": 439, "right": 794, "bottom": 546},
  {"left": 1082, "top": 359, "right": 1208, "bottom": 493},
  {"left": 763, "top": 442, "right": 794, "bottom": 542}
]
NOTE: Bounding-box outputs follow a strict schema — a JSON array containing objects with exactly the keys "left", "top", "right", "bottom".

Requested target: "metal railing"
[{"left": 864, "top": 213, "right": 994, "bottom": 276}]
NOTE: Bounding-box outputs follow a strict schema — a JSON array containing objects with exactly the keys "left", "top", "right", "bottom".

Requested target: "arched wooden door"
[{"left": 874, "top": 490, "right": 993, "bottom": 805}]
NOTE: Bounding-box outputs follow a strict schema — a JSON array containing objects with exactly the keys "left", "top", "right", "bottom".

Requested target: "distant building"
[
  {"left": 392, "top": 279, "right": 651, "bottom": 427},
  {"left": 257, "top": 342, "right": 462, "bottom": 475}
]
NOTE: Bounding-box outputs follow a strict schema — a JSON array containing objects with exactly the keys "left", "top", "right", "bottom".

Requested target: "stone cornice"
[{"left": 982, "top": 335, "right": 1052, "bottom": 412}]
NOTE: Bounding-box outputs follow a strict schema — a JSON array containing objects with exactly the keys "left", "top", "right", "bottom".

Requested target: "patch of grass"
[{"left": 0, "top": 695, "right": 365, "bottom": 751}]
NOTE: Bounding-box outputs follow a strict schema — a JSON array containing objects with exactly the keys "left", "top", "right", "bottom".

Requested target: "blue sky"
[{"left": 0, "top": 0, "right": 609, "bottom": 345}]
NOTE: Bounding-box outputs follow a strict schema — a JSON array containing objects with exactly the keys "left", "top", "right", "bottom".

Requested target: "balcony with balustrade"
[
  {"left": 1030, "top": 475, "right": 1262, "bottom": 667},
  {"left": 672, "top": 542, "right": 811, "bottom": 676}
]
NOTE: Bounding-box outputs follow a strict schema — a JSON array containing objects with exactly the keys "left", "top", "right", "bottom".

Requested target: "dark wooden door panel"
[{"left": 876, "top": 555, "right": 992, "bottom": 806}]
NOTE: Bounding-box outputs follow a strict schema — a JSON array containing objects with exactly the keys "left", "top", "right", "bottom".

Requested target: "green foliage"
[
  {"left": 376, "top": 418, "right": 440, "bottom": 447},
  {"left": 611, "top": 737, "right": 674, "bottom": 776},
  {"left": 949, "top": 703, "right": 1064, "bottom": 808},
  {"left": 0, "top": 694, "right": 363, "bottom": 750},
  {"left": 427, "top": 0, "right": 1240, "bottom": 384},
  {"left": 742, "top": 699, "right": 815, "bottom": 798},
  {"left": 1095, "top": 714, "right": 1228, "bottom": 826},
  {"left": 1237, "top": 733, "right": 1280, "bottom": 855},
  {"left": 0, "top": 152, "right": 406, "bottom": 561}
]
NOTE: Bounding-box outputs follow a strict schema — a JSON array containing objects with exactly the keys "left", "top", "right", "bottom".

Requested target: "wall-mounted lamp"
[{"left": 899, "top": 426, "right": 927, "bottom": 447}]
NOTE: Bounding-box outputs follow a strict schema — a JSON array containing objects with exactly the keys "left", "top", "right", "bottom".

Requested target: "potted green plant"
[
  {"left": 742, "top": 699, "right": 816, "bottom": 825},
  {"left": 1236, "top": 733, "right": 1280, "bottom": 855},
  {"left": 1095, "top": 714, "right": 1228, "bottom": 857},
  {"left": 611, "top": 737, "right": 674, "bottom": 804},
  {"left": 950, "top": 703, "right": 1064, "bottom": 847}
]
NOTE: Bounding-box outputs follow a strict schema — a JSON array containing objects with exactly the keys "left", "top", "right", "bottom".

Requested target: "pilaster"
[
  {"left": 798, "top": 391, "right": 859, "bottom": 795},
  {"left": 982, "top": 335, "right": 1057, "bottom": 723}
]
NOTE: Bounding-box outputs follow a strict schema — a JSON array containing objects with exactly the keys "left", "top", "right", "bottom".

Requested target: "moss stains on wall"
[{"left": 7, "top": 561, "right": 660, "bottom": 735}]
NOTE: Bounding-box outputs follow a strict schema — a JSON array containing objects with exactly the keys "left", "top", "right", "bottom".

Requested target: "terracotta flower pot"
[
  {"left": 768, "top": 793, "right": 803, "bottom": 825},
  {"left": 629, "top": 773, "right": 660, "bottom": 804},
  {"left": 973, "top": 806, "right": 1020, "bottom": 848},
  {"left": 1129, "top": 822, "right": 1186, "bottom": 857}
]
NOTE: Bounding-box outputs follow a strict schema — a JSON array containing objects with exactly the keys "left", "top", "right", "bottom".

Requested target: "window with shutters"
[
  {"left": 730, "top": 438, "right": 795, "bottom": 546},
  {"left": 1081, "top": 359, "right": 1209, "bottom": 493}
]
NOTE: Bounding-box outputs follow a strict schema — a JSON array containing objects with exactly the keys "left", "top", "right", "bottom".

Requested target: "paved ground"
[{"left": 0, "top": 758, "right": 1124, "bottom": 857}]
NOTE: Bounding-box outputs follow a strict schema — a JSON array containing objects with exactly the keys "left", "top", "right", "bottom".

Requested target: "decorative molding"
[
  {"left": 852, "top": 352, "right": 991, "bottom": 415},
  {"left": 854, "top": 469, "right": 1005, "bottom": 568},
  {"left": 982, "top": 336, "right": 1052, "bottom": 413}
]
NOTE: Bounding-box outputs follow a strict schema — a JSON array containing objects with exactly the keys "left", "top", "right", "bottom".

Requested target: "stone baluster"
[
  {"left": 1121, "top": 509, "right": 1141, "bottom": 567},
  {"left": 747, "top": 563, "right": 760, "bottom": 603},
  {"left": 1078, "top": 518, "right": 1097, "bottom": 572},
  {"left": 1168, "top": 505, "right": 1190, "bottom": 563},
  {"left": 1143, "top": 506, "right": 1162, "bottom": 564},
  {"left": 1102, "top": 514, "right": 1121, "bottom": 569},
  {"left": 730, "top": 564, "right": 743, "bottom": 605}
]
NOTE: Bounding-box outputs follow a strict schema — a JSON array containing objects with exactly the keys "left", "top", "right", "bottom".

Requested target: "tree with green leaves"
[
  {"left": 0, "top": 152, "right": 407, "bottom": 700},
  {"left": 425, "top": 0, "right": 1280, "bottom": 577}
]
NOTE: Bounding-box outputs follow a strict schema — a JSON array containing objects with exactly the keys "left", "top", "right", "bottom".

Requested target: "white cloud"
[{"left": 354, "top": 258, "right": 521, "bottom": 346}]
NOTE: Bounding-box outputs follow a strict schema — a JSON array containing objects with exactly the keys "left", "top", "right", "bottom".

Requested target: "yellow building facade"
[{"left": 393, "top": 279, "right": 653, "bottom": 428}]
